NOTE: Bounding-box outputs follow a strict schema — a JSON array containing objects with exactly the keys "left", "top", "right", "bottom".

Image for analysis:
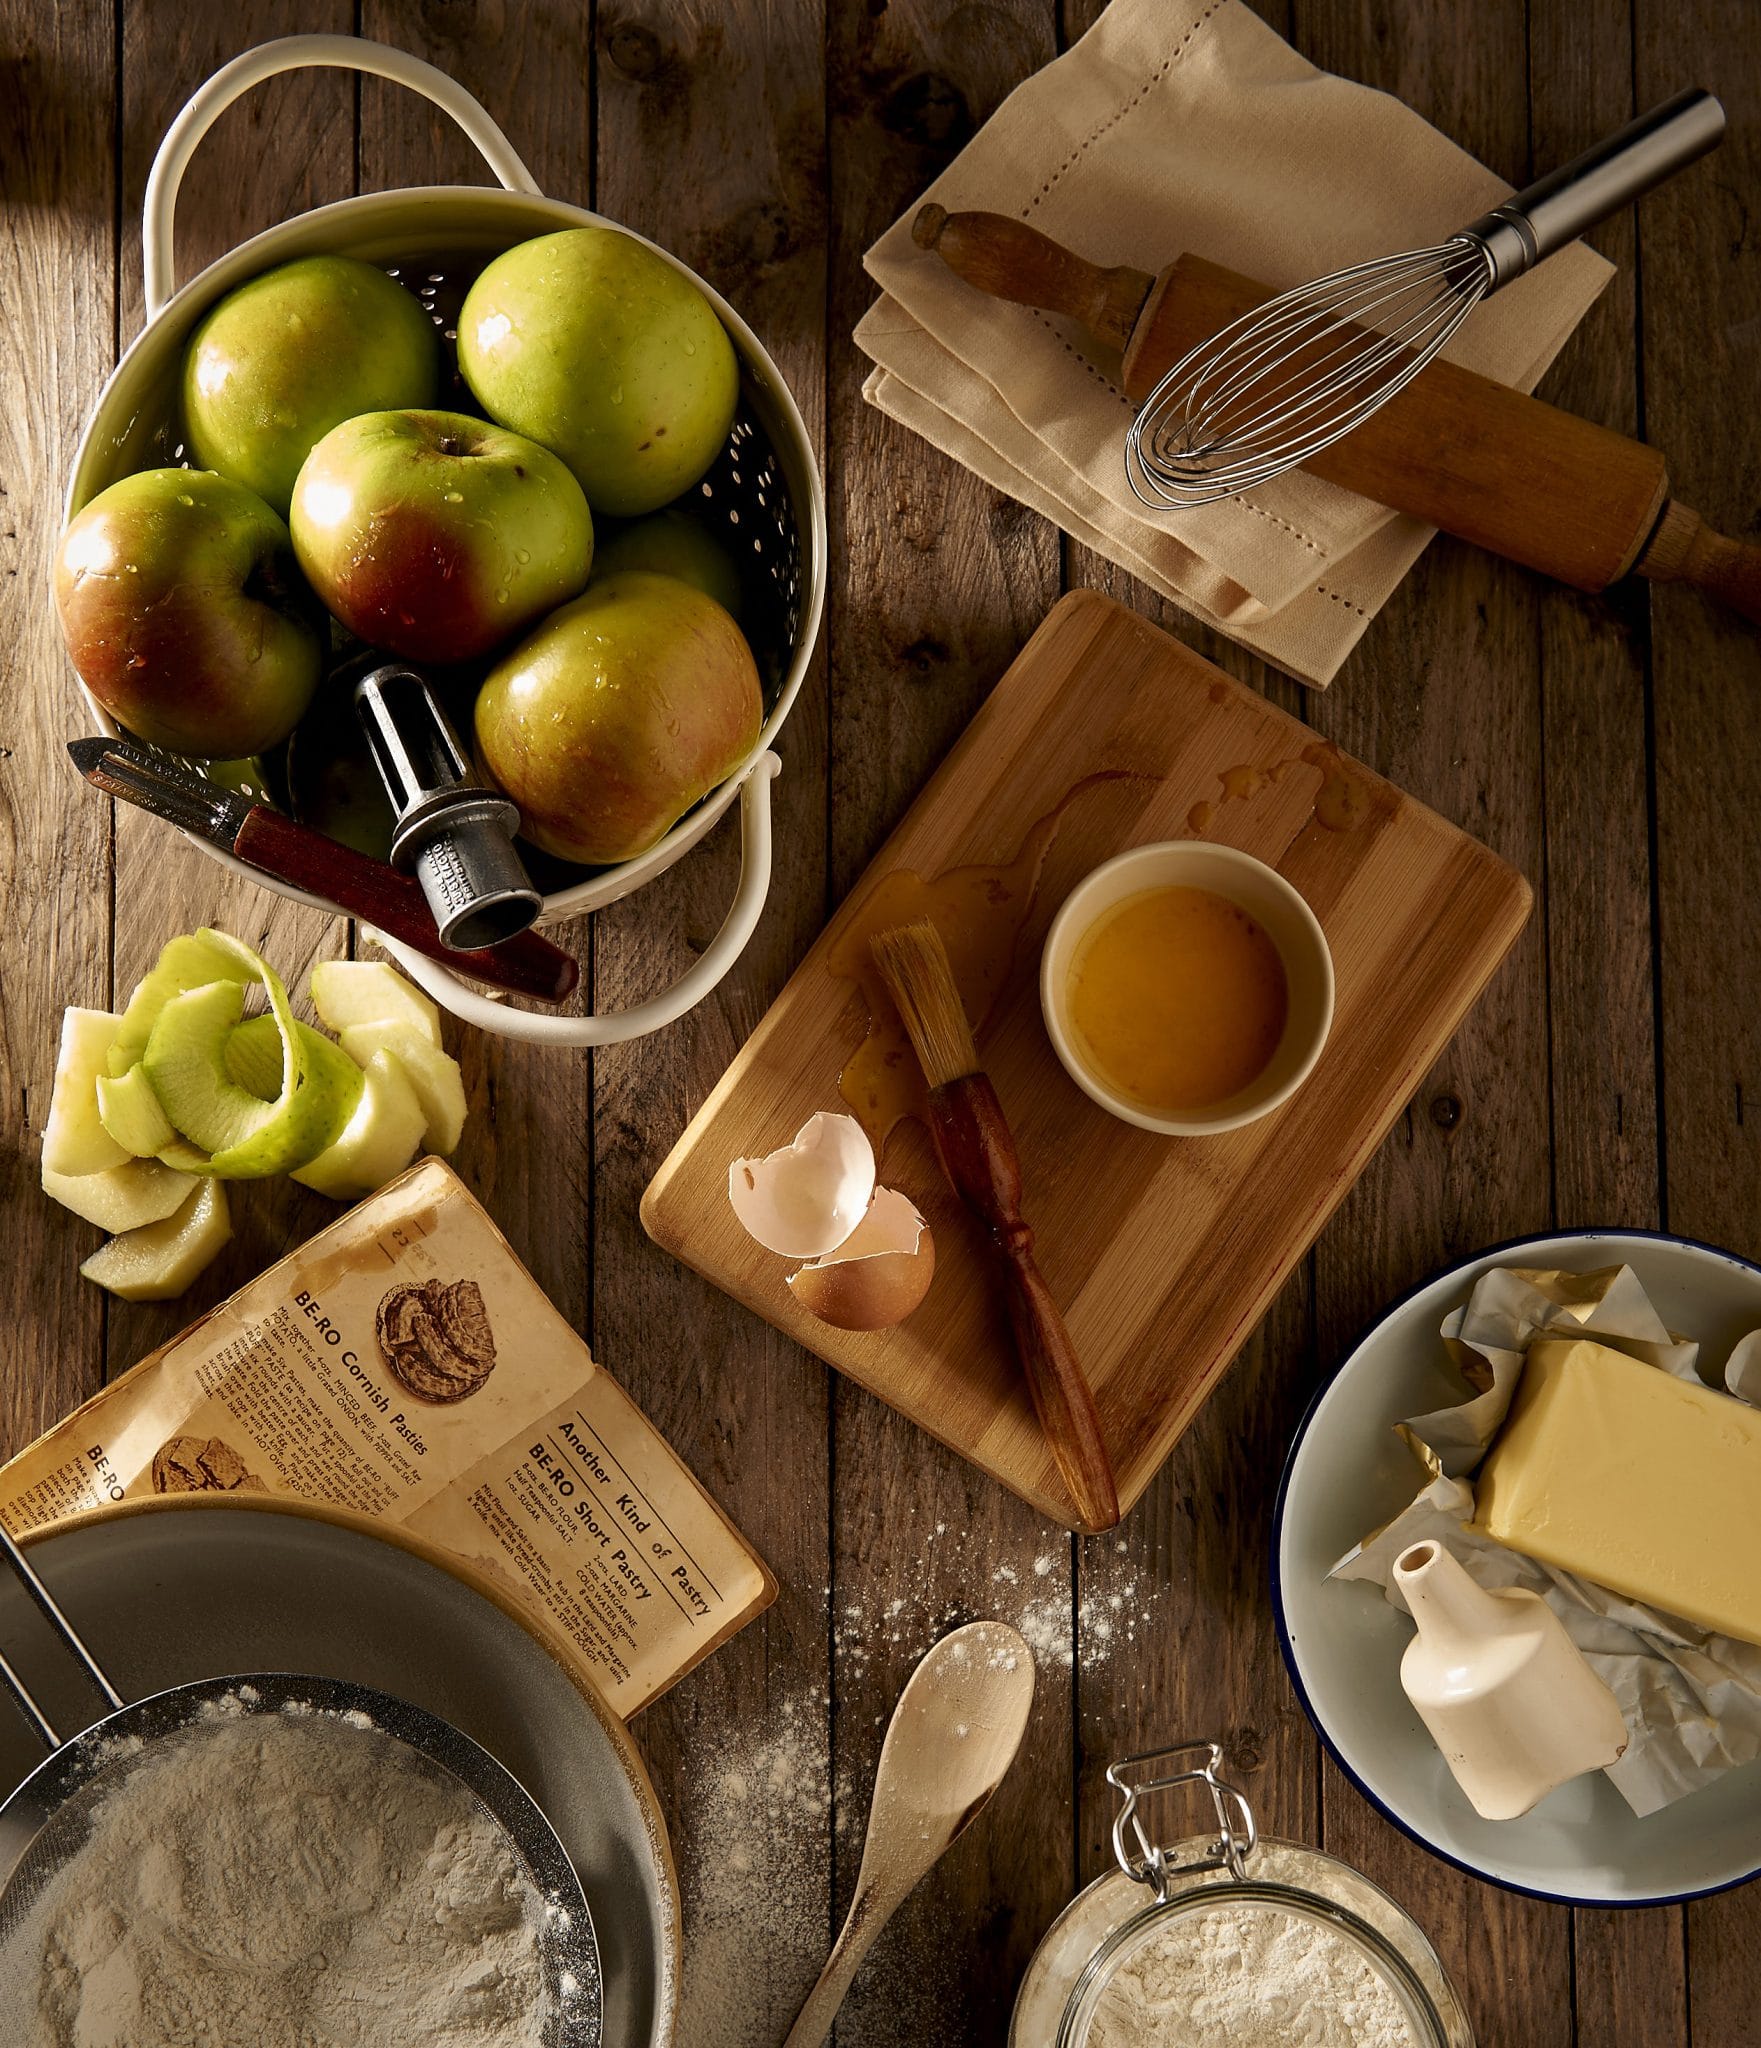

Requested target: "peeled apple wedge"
[
  {"left": 292, "top": 1049, "right": 427, "bottom": 1201},
  {"left": 44, "top": 1009, "right": 130, "bottom": 1177},
  {"left": 142, "top": 980, "right": 362, "bottom": 1179},
  {"left": 42, "top": 1157, "right": 200, "bottom": 1233},
  {"left": 310, "top": 960, "right": 442, "bottom": 1048},
  {"left": 96, "top": 1064, "right": 177, "bottom": 1158},
  {"left": 337, "top": 1023, "right": 466, "bottom": 1154},
  {"left": 79, "top": 1179, "right": 231, "bottom": 1301}
]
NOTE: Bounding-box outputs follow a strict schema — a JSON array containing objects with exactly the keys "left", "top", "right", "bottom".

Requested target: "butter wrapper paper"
[{"left": 1331, "top": 1264, "right": 1761, "bottom": 1816}]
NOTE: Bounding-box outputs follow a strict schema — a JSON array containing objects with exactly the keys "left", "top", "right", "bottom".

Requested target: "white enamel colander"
[{"left": 61, "top": 34, "right": 825, "bottom": 1046}]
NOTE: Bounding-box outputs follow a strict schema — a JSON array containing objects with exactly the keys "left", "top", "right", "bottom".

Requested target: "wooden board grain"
[{"left": 643, "top": 590, "right": 1531, "bottom": 1526}]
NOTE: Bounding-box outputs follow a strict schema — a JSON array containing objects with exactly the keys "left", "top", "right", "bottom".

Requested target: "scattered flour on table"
[
  {"left": 1087, "top": 1902, "right": 1417, "bottom": 2048},
  {"left": 676, "top": 1539, "right": 1166, "bottom": 2044},
  {"left": 6, "top": 1698, "right": 552, "bottom": 2048}
]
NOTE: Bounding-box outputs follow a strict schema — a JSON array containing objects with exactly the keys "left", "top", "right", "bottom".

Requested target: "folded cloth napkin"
[{"left": 856, "top": 0, "right": 1614, "bottom": 687}]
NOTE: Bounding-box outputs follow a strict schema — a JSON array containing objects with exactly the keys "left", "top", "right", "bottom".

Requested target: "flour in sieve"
[
  {"left": 8, "top": 1699, "right": 553, "bottom": 2048},
  {"left": 1086, "top": 1901, "right": 1418, "bottom": 2048}
]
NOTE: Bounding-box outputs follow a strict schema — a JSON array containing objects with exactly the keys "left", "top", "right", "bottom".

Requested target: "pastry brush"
[{"left": 869, "top": 919, "right": 1119, "bottom": 1531}]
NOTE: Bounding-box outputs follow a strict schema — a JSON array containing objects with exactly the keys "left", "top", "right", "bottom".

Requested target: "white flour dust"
[
  {"left": 8, "top": 1697, "right": 553, "bottom": 2048},
  {"left": 675, "top": 1538, "right": 1165, "bottom": 2045},
  {"left": 1087, "top": 1902, "right": 1417, "bottom": 2048}
]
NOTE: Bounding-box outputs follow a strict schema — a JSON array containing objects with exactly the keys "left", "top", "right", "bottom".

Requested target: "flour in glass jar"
[{"left": 1085, "top": 1901, "right": 1418, "bottom": 2048}]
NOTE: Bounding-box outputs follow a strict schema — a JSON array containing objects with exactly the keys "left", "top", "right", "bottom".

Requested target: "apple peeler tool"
[{"left": 352, "top": 663, "right": 543, "bottom": 953}]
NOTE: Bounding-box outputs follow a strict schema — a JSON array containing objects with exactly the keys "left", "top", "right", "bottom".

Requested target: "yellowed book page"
[{"left": 0, "top": 1158, "right": 772, "bottom": 1715}]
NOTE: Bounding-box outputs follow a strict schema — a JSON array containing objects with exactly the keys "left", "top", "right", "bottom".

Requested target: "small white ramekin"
[{"left": 1039, "top": 841, "right": 1335, "bottom": 1137}]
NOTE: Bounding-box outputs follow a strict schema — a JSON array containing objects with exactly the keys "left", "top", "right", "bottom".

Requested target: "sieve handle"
[
  {"left": 143, "top": 34, "right": 541, "bottom": 317},
  {"left": 0, "top": 1521, "right": 125, "bottom": 1752},
  {"left": 370, "top": 751, "right": 783, "bottom": 1045},
  {"left": 1466, "top": 88, "right": 1724, "bottom": 290}
]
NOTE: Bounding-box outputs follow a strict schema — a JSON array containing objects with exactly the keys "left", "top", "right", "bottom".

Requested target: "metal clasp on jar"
[{"left": 1106, "top": 1738, "right": 1259, "bottom": 1901}]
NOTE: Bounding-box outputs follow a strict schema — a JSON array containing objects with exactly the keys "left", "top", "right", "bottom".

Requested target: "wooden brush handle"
[
  {"left": 927, "top": 1074, "right": 1120, "bottom": 1532},
  {"left": 913, "top": 204, "right": 1153, "bottom": 355},
  {"left": 235, "top": 807, "right": 580, "bottom": 1005}
]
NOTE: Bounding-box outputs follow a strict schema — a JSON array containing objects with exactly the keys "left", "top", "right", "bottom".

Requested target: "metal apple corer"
[
  {"left": 0, "top": 1518, "right": 602, "bottom": 2042},
  {"left": 61, "top": 33, "right": 826, "bottom": 1047}
]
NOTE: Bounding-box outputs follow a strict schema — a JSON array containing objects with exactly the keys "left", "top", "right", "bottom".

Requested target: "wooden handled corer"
[{"left": 914, "top": 206, "right": 1761, "bottom": 625}]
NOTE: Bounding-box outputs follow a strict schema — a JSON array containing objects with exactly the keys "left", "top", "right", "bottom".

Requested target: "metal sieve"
[{"left": 0, "top": 1521, "right": 602, "bottom": 2043}]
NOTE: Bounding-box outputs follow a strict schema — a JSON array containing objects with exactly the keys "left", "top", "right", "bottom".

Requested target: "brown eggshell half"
[{"left": 787, "top": 1187, "right": 935, "bottom": 1332}]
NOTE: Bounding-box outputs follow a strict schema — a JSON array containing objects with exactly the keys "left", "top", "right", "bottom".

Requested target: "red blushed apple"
[
  {"left": 54, "top": 468, "right": 325, "bottom": 759},
  {"left": 474, "top": 570, "right": 762, "bottom": 866},
  {"left": 289, "top": 409, "right": 593, "bottom": 664}
]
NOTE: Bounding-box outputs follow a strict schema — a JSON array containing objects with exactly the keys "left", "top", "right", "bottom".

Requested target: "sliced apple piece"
[
  {"left": 310, "top": 960, "right": 442, "bottom": 1047},
  {"left": 292, "top": 1049, "right": 427, "bottom": 1201},
  {"left": 142, "top": 979, "right": 362, "bottom": 1180},
  {"left": 79, "top": 1180, "right": 231, "bottom": 1301},
  {"left": 43, "top": 1157, "right": 200, "bottom": 1233},
  {"left": 44, "top": 1008, "right": 131, "bottom": 1176},
  {"left": 108, "top": 931, "right": 252, "bottom": 1079},
  {"left": 337, "top": 1023, "right": 466, "bottom": 1154},
  {"left": 96, "top": 1063, "right": 177, "bottom": 1157}
]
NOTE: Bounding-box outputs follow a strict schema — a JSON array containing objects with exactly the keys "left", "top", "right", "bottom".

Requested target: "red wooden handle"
[
  {"left": 235, "top": 807, "right": 580, "bottom": 1005},
  {"left": 928, "top": 1074, "right": 1120, "bottom": 1531}
]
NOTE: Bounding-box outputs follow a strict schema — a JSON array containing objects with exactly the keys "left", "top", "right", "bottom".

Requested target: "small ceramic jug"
[{"left": 1393, "top": 1538, "right": 1628, "bottom": 1821}]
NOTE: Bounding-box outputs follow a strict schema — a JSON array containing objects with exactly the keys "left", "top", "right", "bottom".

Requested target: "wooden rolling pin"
[{"left": 914, "top": 206, "right": 1761, "bottom": 624}]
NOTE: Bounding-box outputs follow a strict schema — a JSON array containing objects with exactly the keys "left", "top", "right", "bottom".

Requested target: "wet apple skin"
[
  {"left": 475, "top": 570, "right": 761, "bottom": 866},
  {"left": 55, "top": 468, "right": 325, "bottom": 759},
  {"left": 290, "top": 409, "right": 594, "bottom": 666}
]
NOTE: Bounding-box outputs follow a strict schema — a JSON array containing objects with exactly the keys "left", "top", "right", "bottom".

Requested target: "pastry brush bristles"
[{"left": 869, "top": 920, "right": 979, "bottom": 1088}]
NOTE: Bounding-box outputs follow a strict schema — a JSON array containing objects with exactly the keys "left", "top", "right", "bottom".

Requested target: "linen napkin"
[{"left": 856, "top": 0, "right": 1614, "bottom": 686}]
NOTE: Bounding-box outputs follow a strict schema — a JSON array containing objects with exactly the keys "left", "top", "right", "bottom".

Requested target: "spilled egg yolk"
[{"left": 1066, "top": 885, "right": 1288, "bottom": 1115}]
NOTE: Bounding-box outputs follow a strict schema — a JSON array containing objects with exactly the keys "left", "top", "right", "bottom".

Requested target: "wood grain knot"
[
  {"left": 878, "top": 72, "right": 974, "bottom": 151},
  {"left": 1429, "top": 1092, "right": 1464, "bottom": 1131},
  {"left": 603, "top": 18, "right": 667, "bottom": 82}
]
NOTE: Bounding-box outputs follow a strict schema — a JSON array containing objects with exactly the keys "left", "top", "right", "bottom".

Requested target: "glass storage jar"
[{"left": 1010, "top": 1740, "right": 1475, "bottom": 2048}]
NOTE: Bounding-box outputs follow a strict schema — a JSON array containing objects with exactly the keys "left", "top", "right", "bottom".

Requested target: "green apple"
[
  {"left": 55, "top": 470, "right": 325, "bottom": 760},
  {"left": 44, "top": 1009, "right": 130, "bottom": 1177},
  {"left": 183, "top": 255, "right": 442, "bottom": 514},
  {"left": 337, "top": 1023, "right": 466, "bottom": 1153},
  {"left": 474, "top": 570, "right": 761, "bottom": 865},
  {"left": 292, "top": 1049, "right": 427, "bottom": 1202},
  {"left": 457, "top": 227, "right": 738, "bottom": 517},
  {"left": 592, "top": 508, "right": 743, "bottom": 618},
  {"left": 44, "top": 1157, "right": 198, "bottom": 1234},
  {"left": 290, "top": 409, "right": 593, "bottom": 664},
  {"left": 80, "top": 1180, "right": 231, "bottom": 1301},
  {"left": 310, "top": 960, "right": 442, "bottom": 1047}
]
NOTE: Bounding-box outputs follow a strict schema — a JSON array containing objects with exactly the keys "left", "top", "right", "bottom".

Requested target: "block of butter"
[{"left": 1475, "top": 1336, "right": 1761, "bottom": 1645}]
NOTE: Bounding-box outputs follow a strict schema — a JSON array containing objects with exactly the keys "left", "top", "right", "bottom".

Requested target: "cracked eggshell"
[
  {"left": 728, "top": 1111, "right": 877, "bottom": 1260},
  {"left": 788, "top": 1186, "right": 936, "bottom": 1332}
]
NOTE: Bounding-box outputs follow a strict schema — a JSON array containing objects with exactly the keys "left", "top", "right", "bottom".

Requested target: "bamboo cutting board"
[{"left": 642, "top": 593, "right": 1531, "bottom": 1528}]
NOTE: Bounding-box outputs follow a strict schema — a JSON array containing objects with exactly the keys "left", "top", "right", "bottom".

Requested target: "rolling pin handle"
[
  {"left": 1635, "top": 502, "right": 1761, "bottom": 627},
  {"left": 911, "top": 205, "right": 1155, "bottom": 356}
]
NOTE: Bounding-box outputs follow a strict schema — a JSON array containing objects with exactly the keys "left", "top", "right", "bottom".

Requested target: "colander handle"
[
  {"left": 368, "top": 752, "right": 783, "bottom": 1045},
  {"left": 144, "top": 34, "right": 541, "bottom": 316}
]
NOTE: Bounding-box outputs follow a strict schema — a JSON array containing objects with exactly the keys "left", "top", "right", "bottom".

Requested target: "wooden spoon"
[{"left": 782, "top": 1620, "right": 1037, "bottom": 2048}]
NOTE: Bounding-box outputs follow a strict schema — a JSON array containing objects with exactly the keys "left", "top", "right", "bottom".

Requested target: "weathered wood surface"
[{"left": 0, "top": 3, "right": 1756, "bottom": 2043}]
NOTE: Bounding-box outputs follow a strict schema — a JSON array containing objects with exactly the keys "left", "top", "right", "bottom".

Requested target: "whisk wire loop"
[{"left": 1127, "top": 238, "right": 1493, "bottom": 508}]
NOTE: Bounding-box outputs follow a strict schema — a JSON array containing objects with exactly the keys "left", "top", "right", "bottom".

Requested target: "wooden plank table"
[{"left": 1, "top": 3, "right": 1755, "bottom": 2042}]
